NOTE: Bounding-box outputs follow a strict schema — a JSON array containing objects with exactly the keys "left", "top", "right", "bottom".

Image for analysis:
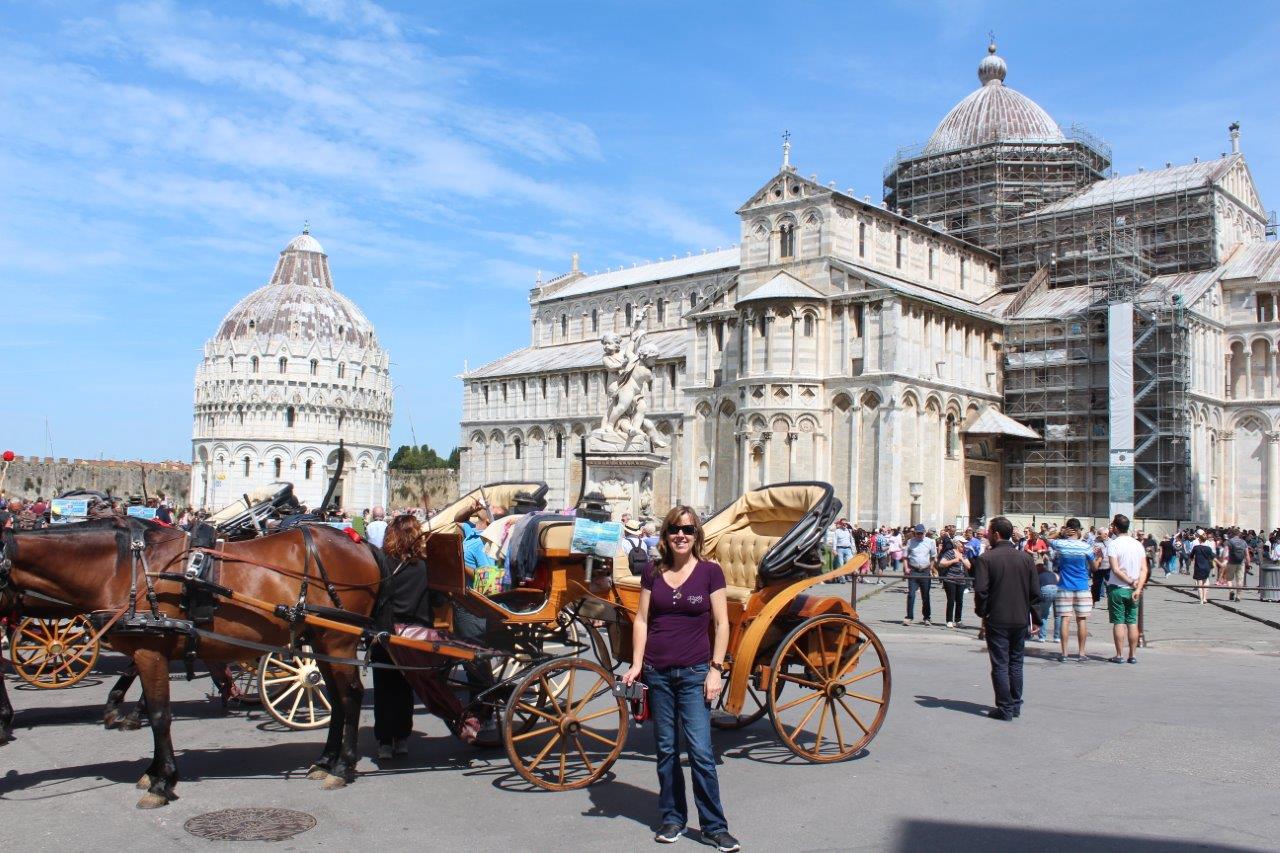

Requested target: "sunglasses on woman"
[{"left": 665, "top": 524, "right": 698, "bottom": 536}]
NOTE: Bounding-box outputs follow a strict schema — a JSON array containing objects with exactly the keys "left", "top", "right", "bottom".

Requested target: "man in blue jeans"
[
  {"left": 973, "top": 517, "right": 1042, "bottom": 720},
  {"left": 903, "top": 524, "right": 937, "bottom": 626}
]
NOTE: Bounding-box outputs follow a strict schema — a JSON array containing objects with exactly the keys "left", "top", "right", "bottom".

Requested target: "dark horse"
[{"left": 0, "top": 516, "right": 381, "bottom": 808}]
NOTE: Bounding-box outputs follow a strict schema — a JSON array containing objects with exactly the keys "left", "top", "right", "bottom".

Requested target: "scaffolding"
[
  {"left": 884, "top": 129, "right": 1110, "bottom": 255},
  {"left": 886, "top": 133, "right": 1212, "bottom": 519}
]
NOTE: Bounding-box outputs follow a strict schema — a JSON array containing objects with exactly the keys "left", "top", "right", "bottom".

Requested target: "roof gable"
[{"left": 737, "top": 270, "right": 825, "bottom": 304}]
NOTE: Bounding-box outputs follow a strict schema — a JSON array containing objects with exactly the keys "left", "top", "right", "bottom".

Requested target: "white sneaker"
[
  {"left": 946, "top": 621, "right": 955, "bottom": 628},
  {"left": 902, "top": 618, "right": 912, "bottom": 626}
]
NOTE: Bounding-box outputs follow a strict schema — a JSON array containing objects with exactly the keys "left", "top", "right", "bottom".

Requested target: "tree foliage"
[{"left": 390, "top": 444, "right": 460, "bottom": 471}]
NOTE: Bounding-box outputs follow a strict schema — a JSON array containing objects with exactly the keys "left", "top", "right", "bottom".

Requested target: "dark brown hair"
[
  {"left": 657, "top": 505, "right": 704, "bottom": 568},
  {"left": 382, "top": 514, "right": 425, "bottom": 563}
]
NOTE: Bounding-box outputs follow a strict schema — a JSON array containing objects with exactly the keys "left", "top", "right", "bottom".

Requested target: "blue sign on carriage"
[
  {"left": 50, "top": 498, "right": 90, "bottom": 523},
  {"left": 569, "top": 518, "right": 623, "bottom": 558},
  {"left": 127, "top": 506, "right": 158, "bottom": 520}
]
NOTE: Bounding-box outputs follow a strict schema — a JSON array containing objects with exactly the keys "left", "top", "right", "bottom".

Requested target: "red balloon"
[{"left": 1, "top": 450, "right": 14, "bottom": 462}]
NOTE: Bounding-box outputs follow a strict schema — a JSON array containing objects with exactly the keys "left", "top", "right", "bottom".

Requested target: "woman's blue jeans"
[
  {"left": 1036, "top": 584, "right": 1058, "bottom": 640},
  {"left": 643, "top": 663, "right": 729, "bottom": 835}
]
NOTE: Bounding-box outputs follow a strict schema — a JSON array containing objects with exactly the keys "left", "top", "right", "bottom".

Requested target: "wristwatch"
[{"left": 710, "top": 662, "right": 726, "bottom": 674}]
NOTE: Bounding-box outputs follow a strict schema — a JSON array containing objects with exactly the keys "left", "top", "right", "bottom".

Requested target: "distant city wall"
[
  {"left": 0, "top": 455, "right": 191, "bottom": 503},
  {"left": 388, "top": 469, "right": 459, "bottom": 510}
]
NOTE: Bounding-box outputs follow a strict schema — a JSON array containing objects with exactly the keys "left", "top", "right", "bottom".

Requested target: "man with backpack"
[
  {"left": 623, "top": 520, "right": 650, "bottom": 576},
  {"left": 1224, "top": 528, "right": 1250, "bottom": 603}
]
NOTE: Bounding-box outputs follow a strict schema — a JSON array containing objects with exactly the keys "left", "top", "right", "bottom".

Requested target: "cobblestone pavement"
[{"left": 2, "top": 576, "right": 1277, "bottom": 851}]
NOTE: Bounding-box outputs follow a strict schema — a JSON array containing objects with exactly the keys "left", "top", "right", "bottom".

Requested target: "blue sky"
[{"left": 3, "top": 0, "right": 1277, "bottom": 463}]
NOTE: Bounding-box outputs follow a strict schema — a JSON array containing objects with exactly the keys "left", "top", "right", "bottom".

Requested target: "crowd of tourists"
[{"left": 821, "top": 516, "right": 1271, "bottom": 657}]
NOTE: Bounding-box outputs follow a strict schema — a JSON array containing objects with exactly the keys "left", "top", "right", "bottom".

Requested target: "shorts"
[
  {"left": 1224, "top": 563, "right": 1243, "bottom": 583},
  {"left": 1107, "top": 585, "right": 1138, "bottom": 625},
  {"left": 1055, "top": 588, "right": 1092, "bottom": 616}
]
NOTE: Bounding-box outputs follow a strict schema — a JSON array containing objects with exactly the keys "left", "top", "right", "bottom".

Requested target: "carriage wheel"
[
  {"left": 767, "top": 615, "right": 890, "bottom": 762},
  {"left": 711, "top": 661, "right": 772, "bottom": 730},
  {"left": 11, "top": 615, "right": 100, "bottom": 688},
  {"left": 489, "top": 614, "right": 609, "bottom": 699},
  {"left": 259, "top": 649, "right": 332, "bottom": 730},
  {"left": 226, "top": 660, "right": 261, "bottom": 705},
  {"left": 503, "top": 658, "right": 626, "bottom": 791}
]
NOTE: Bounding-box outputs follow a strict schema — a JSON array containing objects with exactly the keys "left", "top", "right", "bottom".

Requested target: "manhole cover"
[{"left": 184, "top": 807, "right": 316, "bottom": 841}]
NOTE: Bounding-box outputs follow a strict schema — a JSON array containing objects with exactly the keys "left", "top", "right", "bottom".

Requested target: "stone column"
[
  {"left": 739, "top": 433, "right": 751, "bottom": 494},
  {"left": 1224, "top": 353, "right": 1233, "bottom": 399},
  {"left": 1269, "top": 433, "right": 1280, "bottom": 530},
  {"left": 761, "top": 430, "right": 773, "bottom": 485},
  {"left": 1221, "top": 431, "right": 1236, "bottom": 522},
  {"left": 787, "top": 431, "right": 798, "bottom": 480}
]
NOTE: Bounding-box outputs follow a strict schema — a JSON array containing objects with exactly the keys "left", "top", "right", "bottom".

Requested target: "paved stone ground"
[{"left": 3, "top": 579, "right": 1277, "bottom": 851}]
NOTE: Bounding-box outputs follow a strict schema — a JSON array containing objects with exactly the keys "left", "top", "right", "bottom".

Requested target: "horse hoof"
[
  {"left": 136, "top": 793, "right": 169, "bottom": 810},
  {"left": 119, "top": 719, "right": 143, "bottom": 732},
  {"left": 305, "top": 766, "right": 330, "bottom": 781},
  {"left": 320, "top": 773, "right": 347, "bottom": 791},
  {"left": 136, "top": 774, "right": 152, "bottom": 790}
]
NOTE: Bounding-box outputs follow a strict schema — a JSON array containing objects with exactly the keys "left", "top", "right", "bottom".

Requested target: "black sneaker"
[
  {"left": 706, "top": 831, "right": 740, "bottom": 852},
  {"left": 655, "top": 824, "right": 684, "bottom": 844},
  {"left": 986, "top": 708, "right": 1012, "bottom": 721}
]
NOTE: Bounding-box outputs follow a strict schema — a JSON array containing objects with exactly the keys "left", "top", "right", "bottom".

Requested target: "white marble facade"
[
  {"left": 461, "top": 166, "right": 1012, "bottom": 528},
  {"left": 190, "top": 232, "right": 392, "bottom": 513}
]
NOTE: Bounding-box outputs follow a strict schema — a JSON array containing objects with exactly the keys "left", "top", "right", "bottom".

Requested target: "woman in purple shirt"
[{"left": 622, "top": 506, "right": 739, "bottom": 852}]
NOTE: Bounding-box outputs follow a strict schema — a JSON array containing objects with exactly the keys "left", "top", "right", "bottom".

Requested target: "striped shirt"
[{"left": 1049, "top": 538, "right": 1095, "bottom": 591}]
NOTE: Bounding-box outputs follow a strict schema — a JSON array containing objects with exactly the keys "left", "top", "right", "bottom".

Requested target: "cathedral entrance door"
[{"left": 968, "top": 475, "right": 986, "bottom": 527}]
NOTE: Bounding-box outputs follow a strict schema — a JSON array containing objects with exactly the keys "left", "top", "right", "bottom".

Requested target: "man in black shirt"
[{"left": 973, "top": 516, "right": 1041, "bottom": 721}]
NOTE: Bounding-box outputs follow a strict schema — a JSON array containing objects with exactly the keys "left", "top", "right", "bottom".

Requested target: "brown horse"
[{"left": 0, "top": 517, "right": 381, "bottom": 808}]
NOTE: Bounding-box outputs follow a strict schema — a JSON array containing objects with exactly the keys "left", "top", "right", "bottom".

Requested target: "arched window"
[
  {"left": 582, "top": 373, "right": 590, "bottom": 394},
  {"left": 758, "top": 314, "right": 768, "bottom": 337},
  {"left": 337, "top": 412, "right": 345, "bottom": 430},
  {"left": 946, "top": 414, "right": 960, "bottom": 458},
  {"left": 561, "top": 314, "right": 568, "bottom": 337},
  {"left": 285, "top": 406, "right": 296, "bottom": 427},
  {"left": 895, "top": 234, "right": 904, "bottom": 268},
  {"left": 228, "top": 356, "right": 235, "bottom": 371},
  {"left": 656, "top": 297, "right": 666, "bottom": 324},
  {"left": 858, "top": 222, "right": 866, "bottom": 257},
  {"left": 309, "top": 358, "right": 318, "bottom": 375},
  {"left": 513, "top": 437, "right": 522, "bottom": 460},
  {"left": 780, "top": 223, "right": 795, "bottom": 258},
  {"left": 243, "top": 456, "right": 251, "bottom": 476},
  {"left": 304, "top": 459, "right": 313, "bottom": 480},
  {"left": 278, "top": 357, "right": 288, "bottom": 374},
  {"left": 337, "top": 363, "right": 345, "bottom": 379},
  {"left": 250, "top": 356, "right": 259, "bottom": 373},
  {"left": 928, "top": 247, "right": 936, "bottom": 279},
  {"left": 591, "top": 308, "right": 599, "bottom": 332},
  {"left": 625, "top": 303, "right": 634, "bottom": 326},
  {"left": 803, "top": 314, "right": 815, "bottom": 337},
  {"left": 273, "top": 457, "right": 282, "bottom": 478},
  {"left": 248, "top": 319, "right": 256, "bottom": 331},
  {"left": 556, "top": 434, "right": 565, "bottom": 459},
  {"left": 689, "top": 291, "right": 699, "bottom": 310},
  {"left": 236, "top": 405, "right": 245, "bottom": 425}
]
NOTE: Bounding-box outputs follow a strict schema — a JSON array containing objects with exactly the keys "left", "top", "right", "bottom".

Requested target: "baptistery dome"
[
  {"left": 190, "top": 230, "right": 393, "bottom": 513},
  {"left": 922, "top": 43, "right": 1064, "bottom": 155}
]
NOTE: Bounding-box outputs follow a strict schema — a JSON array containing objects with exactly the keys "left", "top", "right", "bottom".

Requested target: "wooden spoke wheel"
[
  {"left": 489, "top": 613, "right": 610, "bottom": 699},
  {"left": 711, "top": 661, "right": 772, "bottom": 730},
  {"left": 503, "top": 658, "right": 626, "bottom": 791},
  {"left": 226, "top": 660, "right": 261, "bottom": 705},
  {"left": 259, "top": 649, "right": 332, "bottom": 730},
  {"left": 11, "top": 615, "right": 100, "bottom": 688},
  {"left": 767, "top": 615, "right": 890, "bottom": 762}
]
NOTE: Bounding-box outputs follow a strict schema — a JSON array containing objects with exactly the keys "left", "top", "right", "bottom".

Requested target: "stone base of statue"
[{"left": 584, "top": 430, "right": 665, "bottom": 520}]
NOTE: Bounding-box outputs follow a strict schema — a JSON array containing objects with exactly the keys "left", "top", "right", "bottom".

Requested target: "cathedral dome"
[
  {"left": 214, "top": 231, "right": 377, "bottom": 349},
  {"left": 922, "top": 42, "right": 1063, "bottom": 155}
]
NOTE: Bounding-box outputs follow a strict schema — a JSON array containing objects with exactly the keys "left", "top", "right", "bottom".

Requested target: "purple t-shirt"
[{"left": 641, "top": 560, "right": 726, "bottom": 669}]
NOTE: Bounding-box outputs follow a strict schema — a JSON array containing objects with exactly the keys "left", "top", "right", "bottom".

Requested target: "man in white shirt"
[
  {"left": 365, "top": 506, "right": 388, "bottom": 548},
  {"left": 1104, "top": 513, "right": 1148, "bottom": 664}
]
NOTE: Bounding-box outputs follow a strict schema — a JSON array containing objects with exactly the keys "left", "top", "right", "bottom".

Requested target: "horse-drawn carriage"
[{"left": 1, "top": 476, "right": 888, "bottom": 806}]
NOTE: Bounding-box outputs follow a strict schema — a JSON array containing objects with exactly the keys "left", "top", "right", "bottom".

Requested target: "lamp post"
[{"left": 909, "top": 481, "right": 924, "bottom": 528}]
